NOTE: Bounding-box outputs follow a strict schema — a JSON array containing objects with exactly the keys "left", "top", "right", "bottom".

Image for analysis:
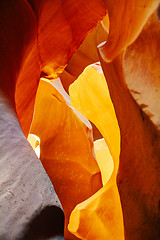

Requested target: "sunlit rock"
[
  {"left": 60, "top": 19, "right": 108, "bottom": 92},
  {"left": 94, "top": 138, "right": 114, "bottom": 186},
  {"left": 30, "top": 78, "right": 102, "bottom": 239},
  {"left": 99, "top": 0, "right": 159, "bottom": 61},
  {"left": 69, "top": 64, "right": 120, "bottom": 165},
  {"left": 68, "top": 64, "right": 124, "bottom": 239},
  {"left": 15, "top": 0, "right": 106, "bottom": 136},
  {"left": 1, "top": 0, "right": 160, "bottom": 239}
]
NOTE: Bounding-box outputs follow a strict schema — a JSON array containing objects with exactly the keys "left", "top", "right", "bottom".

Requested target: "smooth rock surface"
[{"left": 0, "top": 90, "right": 63, "bottom": 240}]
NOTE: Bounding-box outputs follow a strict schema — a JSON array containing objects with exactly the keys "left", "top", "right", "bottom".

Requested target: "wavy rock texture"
[
  {"left": 99, "top": 0, "right": 160, "bottom": 61},
  {"left": 0, "top": 1, "right": 64, "bottom": 239},
  {"left": 15, "top": 0, "right": 106, "bottom": 136},
  {"left": 0, "top": 0, "right": 36, "bottom": 102},
  {"left": 94, "top": 138, "right": 114, "bottom": 186},
  {"left": 30, "top": 78, "right": 102, "bottom": 239},
  {"left": 97, "top": 4, "right": 160, "bottom": 239},
  {"left": 99, "top": 50, "right": 160, "bottom": 240},
  {"left": 124, "top": 11, "right": 160, "bottom": 130},
  {"left": 0, "top": 1, "right": 106, "bottom": 239},
  {"left": 69, "top": 65, "right": 120, "bottom": 165},
  {"left": 60, "top": 21, "right": 109, "bottom": 140},
  {"left": 1, "top": 0, "right": 160, "bottom": 239},
  {"left": 68, "top": 65, "right": 124, "bottom": 239},
  {"left": 60, "top": 19, "right": 108, "bottom": 92}
]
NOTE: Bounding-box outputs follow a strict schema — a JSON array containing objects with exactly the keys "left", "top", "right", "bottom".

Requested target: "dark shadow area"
[
  {"left": 158, "top": 4, "right": 160, "bottom": 21},
  {"left": 26, "top": 0, "right": 37, "bottom": 17},
  {"left": 19, "top": 206, "right": 64, "bottom": 240},
  {"left": 91, "top": 122, "right": 103, "bottom": 141}
]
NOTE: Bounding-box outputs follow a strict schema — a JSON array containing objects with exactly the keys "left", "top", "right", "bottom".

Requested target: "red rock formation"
[
  {"left": 97, "top": 4, "right": 160, "bottom": 239},
  {"left": 0, "top": 1, "right": 106, "bottom": 239},
  {"left": 99, "top": 0, "right": 159, "bottom": 61},
  {"left": 15, "top": 0, "right": 106, "bottom": 136},
  {"left": 1, "top": 0, "right": 160, "bottom": 239},
  {"left": 99, "top": 21, "right": 160, "bottom": 239}
]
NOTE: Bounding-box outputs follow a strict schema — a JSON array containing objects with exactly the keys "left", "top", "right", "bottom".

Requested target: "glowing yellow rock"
[
  {"left": 68, "top": 64, "right": 124, "bottom": 239},
  {"left": 27, "top": 134, "right": 40, "bottom": 158},
  {"left": 69, "top": 64, "right": 120, "bottom": 171},
  {"left": 94, "top": 138, "right": 114, "bottom": 186},
  {"left": 68, "top": 181, "right": 124, "bottom": 240},
  {"left": 29, "top": 78, "right": 102, "bottom": 239}
]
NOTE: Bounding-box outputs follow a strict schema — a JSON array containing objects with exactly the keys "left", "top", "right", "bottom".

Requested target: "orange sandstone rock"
[
  {"left": 99, "top": 50, "right": 160, "bottom": 240},
  {"left": 124, "top": 11, "right": 160, "bottom": 130},
  {"left": 94, "top": 138, "right": 114, "bottom": 186},
  {"left": 30, "top": 78, "right": 102, "bottom": 239},
  {"left": 97, "top": 7, "right": 160, "bottom": 239},
  {"left": 69, "top": 64, "right": 120, "bottom": 166},
  {"left": 99, "top": 0, "right": 160, "bottom": 61},
  {"left": 15, "top": 0, "right": 106, "bottom": 136},
  {"left": 68, "top": 180, "right": 124, "bottom": 240},
  {"left": 0, "top": 0, "right": 36, "bottom": 103},
  {"left": 68, "top": 64, "right": 124, "bottom": 239},
  {"left": 60, "top": 19, "right": 108, "bottom": 92}
]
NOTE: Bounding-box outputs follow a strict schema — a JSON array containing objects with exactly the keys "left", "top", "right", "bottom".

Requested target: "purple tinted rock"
[{"left": 0, "top": 91, "right": 64, "bottom": 240}]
